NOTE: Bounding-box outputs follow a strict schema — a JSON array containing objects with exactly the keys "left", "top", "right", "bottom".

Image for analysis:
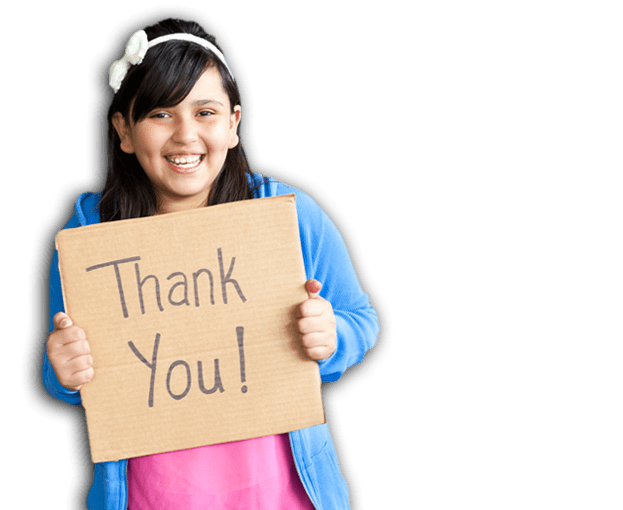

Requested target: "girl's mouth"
[{"left": 165, "top": 154, "right": 204, "bottom": 170}]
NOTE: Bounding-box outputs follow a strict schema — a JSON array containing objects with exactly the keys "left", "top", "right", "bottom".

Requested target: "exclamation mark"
[{"left": 236, "top": 326, "right": 247, "bottom": 393}]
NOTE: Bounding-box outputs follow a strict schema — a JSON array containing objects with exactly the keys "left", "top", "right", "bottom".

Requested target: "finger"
[
  {"left": 65, "top": 353, "right": 94, "bottom": 372},
  {"left": 300, "top": 331, "right": 326, "bottom": 349},
  {"left": 64, "top": 338, "right": 92, "bottom": 359},
  {"left": 64, "top": 365, "right": 95, "bottom": 391},
  {"left": 303, "top": 344, "right": 332, "bottom": 361},
  {"left": 53, "top": 312, "right": 73, "bottom": 330},
  {"left": 53, "top": 325, "right": 87, "bottom": 346},
  {"left": 297, "top": 316, "right": 326, "bottom": 335},
  {"left": 306, "top": 279, "right": 322, "bottom": 298},
  {"left": 296, "top": 298, "right": 325, "bottom": 318}
]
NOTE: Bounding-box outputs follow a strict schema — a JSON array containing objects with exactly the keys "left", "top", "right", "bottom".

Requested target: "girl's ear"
[
  {"left": 228, "top": 105, "right": 242, "bottom": 149},
  {"left": 112, "top": 113, "right": 135, "bottom": 154}
]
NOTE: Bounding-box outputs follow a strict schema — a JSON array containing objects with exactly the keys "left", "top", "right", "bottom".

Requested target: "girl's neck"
[{"left": 156, "top": 193, "right": 209, "bottom": 215}]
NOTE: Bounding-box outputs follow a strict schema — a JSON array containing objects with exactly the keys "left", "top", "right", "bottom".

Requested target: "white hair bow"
[
  {"left": 108, "top": 30, "right": 149, "bottom": 93},
  {"left": 108, "top": 29, "right": 234, "bottom": 94}
]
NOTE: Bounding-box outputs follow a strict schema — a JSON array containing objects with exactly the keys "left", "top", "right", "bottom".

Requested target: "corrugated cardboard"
[{"left": 55, "top": 194, "right": 325, "bottom": 463}]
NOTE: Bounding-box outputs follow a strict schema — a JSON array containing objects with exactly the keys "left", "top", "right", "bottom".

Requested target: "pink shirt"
[{"left": 127, "top": 433, "right": 315, "bottom": 510}]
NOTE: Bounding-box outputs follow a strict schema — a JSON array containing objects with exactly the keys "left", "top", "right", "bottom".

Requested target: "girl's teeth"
[{"left": 169, "top": 155, "right": 201, "bottom": 166}]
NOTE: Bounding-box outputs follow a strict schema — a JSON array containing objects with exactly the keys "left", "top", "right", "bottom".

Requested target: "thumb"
[
  {"left": 53, "top": 312, "right": 73, "bottom": 330},
  {"left": 306, "top": 279, "right": 322, "bottom": 298}
]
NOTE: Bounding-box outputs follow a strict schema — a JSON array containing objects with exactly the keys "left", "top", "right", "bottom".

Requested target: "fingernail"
[{"left": 308, "top": 280, "right": 322, "bottom": 294}]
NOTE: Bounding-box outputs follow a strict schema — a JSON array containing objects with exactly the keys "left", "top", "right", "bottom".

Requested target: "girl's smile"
[
  {"left": 165, "top": 154, "right": 205, "bottom": 173},
  {"left": 112, "top": 66, "right": 241, "bottom": 213}
]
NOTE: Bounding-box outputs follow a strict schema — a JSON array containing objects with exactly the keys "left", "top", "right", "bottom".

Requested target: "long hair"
[{"left": 100, "top": 19, "right": 254, "bottom": 222}]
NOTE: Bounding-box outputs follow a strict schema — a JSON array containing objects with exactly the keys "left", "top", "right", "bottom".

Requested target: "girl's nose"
[{"left": 171, "top": 116, "right": 198, "bottom": 145}]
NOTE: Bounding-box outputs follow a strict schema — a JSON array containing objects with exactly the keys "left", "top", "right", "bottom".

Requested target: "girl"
[{"left": 43, "top": 18, "right": 378, "bottom": 510}]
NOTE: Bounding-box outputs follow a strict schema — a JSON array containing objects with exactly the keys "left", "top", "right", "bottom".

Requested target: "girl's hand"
[
  {"left": 47, "top": 312, "right": 94, "bottom": 391},
  {"left": 296, "top": 280, "right": 336, "bottom": 361}
]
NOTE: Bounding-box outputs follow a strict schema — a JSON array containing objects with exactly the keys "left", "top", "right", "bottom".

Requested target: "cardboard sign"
[{"left": 56, "top": 195, "right": 325, "bottom": 463}]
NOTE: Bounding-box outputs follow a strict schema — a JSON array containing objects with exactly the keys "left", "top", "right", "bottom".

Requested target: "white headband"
[{"left": 109, "top": 30, "right": 234, "bottom": 93}]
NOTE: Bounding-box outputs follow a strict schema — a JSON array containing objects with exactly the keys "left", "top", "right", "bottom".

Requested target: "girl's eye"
[
  {"left": 150, "top": 112, "right": 170, "bottom": 119},
  {"left": 198, "top": 110, "right": 214, "bottom": 117}
]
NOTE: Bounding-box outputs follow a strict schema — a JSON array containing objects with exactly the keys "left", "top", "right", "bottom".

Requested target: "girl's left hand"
[{"left": 296, "top": 280, "right": 337, "bottom": 361}]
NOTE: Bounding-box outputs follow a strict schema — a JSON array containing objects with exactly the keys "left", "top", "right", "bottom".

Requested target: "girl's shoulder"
[
  {"left": 62, "top": 192, "right": 102, "bottom": 230},
  {"left": 249, "top": 173, "right": 323, "bottom": 221},
  {"left": 249, "top": 174, "right": 342, "bottom": 264}
]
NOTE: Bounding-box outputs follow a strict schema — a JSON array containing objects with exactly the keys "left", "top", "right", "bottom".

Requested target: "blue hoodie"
[{"left": 42, "top": 174, "right": 379, "bottom": 509}]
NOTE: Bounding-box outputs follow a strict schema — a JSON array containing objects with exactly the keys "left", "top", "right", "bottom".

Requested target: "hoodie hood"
[{"left": 74, "top": 192, "right": 102, "bottom": 226}]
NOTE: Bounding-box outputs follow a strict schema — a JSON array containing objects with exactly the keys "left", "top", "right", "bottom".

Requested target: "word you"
[{"left": 128, "top": 326, "right": 248, "bottom": 408}]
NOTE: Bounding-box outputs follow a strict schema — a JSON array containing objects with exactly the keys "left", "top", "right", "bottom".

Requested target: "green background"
[{"left": 0, "top": 0, "right": 623, "bottom": 510}]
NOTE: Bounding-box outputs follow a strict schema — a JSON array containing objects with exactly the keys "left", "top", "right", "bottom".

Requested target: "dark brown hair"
[{"left": 100, "top": 18, "right": 255, "bottom": 222}]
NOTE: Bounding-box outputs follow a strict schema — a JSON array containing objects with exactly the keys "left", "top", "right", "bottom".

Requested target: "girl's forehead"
[{"left": 188, "top": 67, "right": 230, "bottom": 98}]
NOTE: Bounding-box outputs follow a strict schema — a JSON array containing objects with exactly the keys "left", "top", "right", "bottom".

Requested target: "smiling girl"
[
  {"left": 111, "top": 66, "right": 241, "bottom": 214},
  {"left": 42, "top": 18, "right": 378, "bottom": 510}
]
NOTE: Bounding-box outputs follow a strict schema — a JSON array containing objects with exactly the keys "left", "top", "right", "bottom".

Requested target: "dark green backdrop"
[{"left": 7, "top": 0, "right": 623, "bottom": 510}]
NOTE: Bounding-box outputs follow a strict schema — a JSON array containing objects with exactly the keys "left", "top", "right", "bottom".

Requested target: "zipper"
[
  {"left": 123, "top": 460, "right": 129, "bottom": 510},
  {"left": 288, "top": 431, "right": 318, "bottom": 508}
]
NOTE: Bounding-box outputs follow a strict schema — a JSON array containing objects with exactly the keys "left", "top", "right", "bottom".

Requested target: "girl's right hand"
[{"left": 47, "top": 312, "right": 94, "bottom": 391}]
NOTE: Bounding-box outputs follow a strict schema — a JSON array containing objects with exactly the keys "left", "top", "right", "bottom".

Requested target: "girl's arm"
[
  {"left": 293, "top": 188, "right": 379, "bottom": 383},
  {"left": 42, "top": 249, "right": 85, "bottom": 405}
]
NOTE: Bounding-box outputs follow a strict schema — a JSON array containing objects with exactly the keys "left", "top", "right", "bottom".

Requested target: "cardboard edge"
[
  {"left": 54, "top": 233, "right": 70, "bottom": 322},
  {"left": 56, "top": 194, "right": 298, "bottom": 238}
]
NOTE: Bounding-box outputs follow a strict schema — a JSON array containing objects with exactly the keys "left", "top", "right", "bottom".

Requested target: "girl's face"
[{"left": 113, "top": 67, "right": 241, "bottom": 213}]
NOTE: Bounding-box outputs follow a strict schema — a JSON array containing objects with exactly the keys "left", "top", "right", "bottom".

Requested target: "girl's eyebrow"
[{"left": 194, "top": 99, "right": 224, "bottom": 106}]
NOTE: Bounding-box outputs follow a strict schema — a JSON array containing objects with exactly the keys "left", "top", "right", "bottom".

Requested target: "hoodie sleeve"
[
  {"left": 42, "top": 192, "right": 101, "bottom": 404},
  {"left": 42, "top": 248, "right": 83, "bottom": 405},
  {"left": 283, "top": 184, "right": 379, "bottom": 382}
]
